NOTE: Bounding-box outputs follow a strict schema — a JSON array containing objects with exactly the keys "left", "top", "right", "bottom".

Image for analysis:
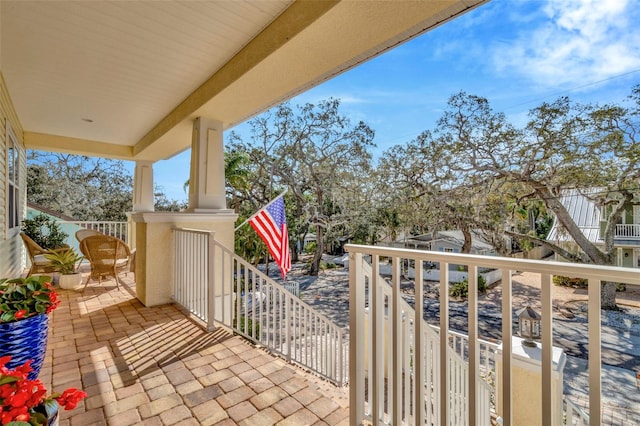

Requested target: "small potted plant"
[
  {"left": 0, "top": 355, "right": 86, "bottom": 425},
  {"left": 43, "top": 250, "right": 83, "bottom": 290}
]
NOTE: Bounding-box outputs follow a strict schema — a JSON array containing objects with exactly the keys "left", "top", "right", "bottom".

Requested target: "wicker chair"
[
  {"left": 20, "top": 233, "right": 71, "bottom": 277},
  {"left": 79, "top": 234, "right": 132, "bottom": 290},
  {"left": 75, "top": 229, "right": 103, "bottom": 244}
]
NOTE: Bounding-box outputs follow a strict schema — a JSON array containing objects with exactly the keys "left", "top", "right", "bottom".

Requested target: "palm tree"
[{"left": 183, "top": 150, "right": 250, "bottom": 211}]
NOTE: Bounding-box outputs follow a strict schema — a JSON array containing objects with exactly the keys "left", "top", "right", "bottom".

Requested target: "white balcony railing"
[
  {"left": 172, "top": 228, "right": 347, "bottom": 385},
  {"left": 58, "top": 220, "right": 128, "bottom": 244},
  {"left": 346, "top": 244, "right": 640, "bottom": 426},
  {"left": 615, "top": 224, "right": 640, "bottom": 239}
]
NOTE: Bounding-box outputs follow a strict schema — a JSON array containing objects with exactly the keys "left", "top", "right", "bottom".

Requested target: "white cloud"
[{"left": 493, "top": 0, "right": 640, "bottom": 87}]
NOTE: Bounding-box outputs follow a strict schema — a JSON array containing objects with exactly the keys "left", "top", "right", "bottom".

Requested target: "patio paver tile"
[
  {"left": 159, "top": 405, "right": 192, "bottom": 425},
  {"left": 138, "top": 394, "right": 182, "bottom": 418},
  {"left": 216, "top": 385, "right": 257, "bottom": 409},
  {"left": 275, "top": 407, "right": 319, "bottom": 426},
  {"left": 273, "top": 396, "right": 304, "bottom": 417},
  {"left": 219, "top": 375, "right": 245, "bottom": 392},
  {"left": 191, "top": 400, "right": 229, "bottom": 425},
  {"left": 227, "top": 400, "right": 258, "bottom": 422},
  {"left": 247, "top": 376, "right": 275, "bottom": 394},
  {"left": 175, "top": 379, "right": 204, "bottom": 396},
  {"left": 115, "top": 382, "right": 145, "bottom": 400},
  {"left": 250, "top": 386, "right": 289, "bottom": 410},
  {"left": 292, "top": 386, "right": 323, "bottom": 406},
  {"left": 44, "top": 277, "right": 349, "bottom": 425},
  {"left": 147, "top": 383, "right": 176, "bottom": 400},
  {"left": 239, "top": 407, "right": 284, "bottom": 426},
  {"left": 183, "top": 385, "right": 223, "bottom": 407},
  {"left": 107, "top": 408, "right": 142, "bottom": 426},
  {"left": 307, "top": 397, "right": 341, "bottom": 419},
  {"left": 103, "top": 392, "right": 150, "bottom": 417}
]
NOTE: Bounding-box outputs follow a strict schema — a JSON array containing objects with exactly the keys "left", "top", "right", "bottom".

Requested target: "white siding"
[{"left": 0, "top": 72, "right": 27, "bottom": 278}]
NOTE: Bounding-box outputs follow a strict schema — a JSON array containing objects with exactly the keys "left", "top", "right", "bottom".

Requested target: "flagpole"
[{"left": 234, "top": 188, "right": 288, "bottom": 232}]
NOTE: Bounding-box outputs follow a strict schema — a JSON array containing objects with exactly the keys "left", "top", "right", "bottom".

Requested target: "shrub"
[
  {"left": 553, "top": 276, "right": 587, "bottom": 288},
  {"left": 21, "top": 214, "right": 68, "bottom": 249},
  {"left": 304, "top": 241, "right": 317, "bottom": 254},
  {"left": 449, "top": 276, "right": 487, "bottom": 299},
  {"left": 320, "top": 261, "right": 337, "bottom": 270}
]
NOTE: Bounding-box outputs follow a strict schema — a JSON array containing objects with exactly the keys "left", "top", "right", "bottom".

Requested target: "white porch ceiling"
[{"left": 1, "top": 0, "right": 487, "bottom": 162}]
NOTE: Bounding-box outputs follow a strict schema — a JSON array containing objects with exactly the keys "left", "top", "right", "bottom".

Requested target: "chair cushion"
[{"left": 33, "top": 255, "right": 52, "bottom": 266}]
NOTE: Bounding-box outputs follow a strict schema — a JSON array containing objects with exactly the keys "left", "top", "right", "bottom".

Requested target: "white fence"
[
  {"left": 172, "top": 228, "right": 347, "bottom": 385},
  {"left": 360, "top": 260, "right": 493, "bottom": 425},
  {"left": 347, "top": 244, "right": 640, "bottom": 426}
]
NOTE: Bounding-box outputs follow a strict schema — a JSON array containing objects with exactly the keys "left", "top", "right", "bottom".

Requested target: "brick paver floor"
[{"left": 38, "top": 271, "right": 349, "bottom": 425}]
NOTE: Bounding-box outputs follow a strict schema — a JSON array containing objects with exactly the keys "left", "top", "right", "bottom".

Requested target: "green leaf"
[{"left": 1, "top": 312, "right": 14, "bottom": 322}]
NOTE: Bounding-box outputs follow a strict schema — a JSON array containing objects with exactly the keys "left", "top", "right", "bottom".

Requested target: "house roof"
[
  {"left": 1, "top": 1, "right": 486, "bottom": 162},
  {"left": 403, "top": 230, "right": 495, "bottom": 252},
  {"left": 547, "top": 189, "right": 602, "bottom": 243}
]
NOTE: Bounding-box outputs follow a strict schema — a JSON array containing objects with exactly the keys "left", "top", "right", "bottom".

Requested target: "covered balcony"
[{"left": 4, "top": 1, "right": 640, "bottom": 425}]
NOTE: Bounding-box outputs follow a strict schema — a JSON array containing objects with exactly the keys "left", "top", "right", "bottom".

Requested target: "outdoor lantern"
[{"left": 516, "top": 306, "right": 541, "bottom": 347}]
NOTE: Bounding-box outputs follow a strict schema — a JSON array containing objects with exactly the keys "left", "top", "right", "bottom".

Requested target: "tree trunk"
[
  {"left": 309, "top": 225, "right": 324, "bottom": 276},
  {"left": 601, "top": 281, "right": 618, "bottom": 310},
  {"left": 291, "top": 237, "right": 300, "bottom": 263}
]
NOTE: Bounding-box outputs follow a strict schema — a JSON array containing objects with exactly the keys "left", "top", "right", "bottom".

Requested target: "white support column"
[
  {"left": 188, "top": 117, "right": 228, "bottom": 211},
  {"left": 133, "top": 161, "right": 155, "bottom": 212}
]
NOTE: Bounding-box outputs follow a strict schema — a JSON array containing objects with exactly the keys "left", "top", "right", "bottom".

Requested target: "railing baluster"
[
  {"left": 541, "top": 273, "right": 553, "bottom": 425},
  {"left": 440, "top": 262, "right": 450, "bottom": 426},
  {"left": 588, "top": 278, "right": 602, "bottom": 425},
  {"left": 391, "top": 255, "right": 401, "bottom": 425},
  {"left": 468, "top": 264, "right": 478, "bottom": 426},
  {"left": 371, "top": 255, "right": 381, "bottom": 425},
  {"left": 415, "top": 260, "right": 425, "bottom": 425},
  {"left": 501, "top": 269, "right": 512, "bottom": 426},
  {"left": 349, "top": 252, "right": 365, "bottom": 426}
]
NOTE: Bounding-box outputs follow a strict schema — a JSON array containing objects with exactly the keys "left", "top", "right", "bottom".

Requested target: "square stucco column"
[
  {"left": 130, "top": 211, "right": 237, "bottom": 307},
  {"left": 127, "top": 161, "right": 155, "bottom": 251},
  {"left": 496, "top": 337, "right": 566, "bottom": 425},
  {"left": 188, "top": 117, "right": 226, "bottom": 211}
]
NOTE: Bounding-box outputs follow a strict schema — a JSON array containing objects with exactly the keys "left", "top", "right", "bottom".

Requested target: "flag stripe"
[{"left": 248, "top": 195, "right": 291, "bottom": 279}]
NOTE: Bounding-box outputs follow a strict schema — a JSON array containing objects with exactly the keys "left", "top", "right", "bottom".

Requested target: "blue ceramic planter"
[{"left": 0, "top": 313, "right": 49, "bottom": 380}]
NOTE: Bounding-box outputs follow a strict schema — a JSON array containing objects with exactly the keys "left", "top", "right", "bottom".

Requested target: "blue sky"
[{"left": 153, "top": 0, "right": 640, "bottom": 202}]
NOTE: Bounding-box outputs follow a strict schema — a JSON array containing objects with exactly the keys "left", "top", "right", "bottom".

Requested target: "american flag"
[{"left": 249, "top": 195, "right": 291, "bottom": 279}]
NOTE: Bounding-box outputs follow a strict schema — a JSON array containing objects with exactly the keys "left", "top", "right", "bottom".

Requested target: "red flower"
[
  {"left": 56, "top": 388, "right": 87, "bottom": 410},
  {"left": 0, "top": 357, "right": 86, "bottom": 423},
  {"left": 13, "top": 309, "right": 26, "bottom": 319},
  {"left": 46, "top": 291, "right": 60, "bottom": 313}
]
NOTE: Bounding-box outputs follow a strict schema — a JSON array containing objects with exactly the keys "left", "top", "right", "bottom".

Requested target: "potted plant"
[
  {"left": 0, "top": 355, "right": 86, "bottom": 425},
  {"left": 0, "top": 276, "right": 60, "bottom": 379},
  {"left": 43, "top": 250, "right": 83, "bottom": 290}
]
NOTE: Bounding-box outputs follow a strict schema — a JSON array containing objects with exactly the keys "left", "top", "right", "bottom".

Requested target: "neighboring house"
[
  {"left": 547, "top": 189, "right": 640, "bottom": 268},
  {"left": 393, "top": 230, "right": 498, "bottom": 256}
]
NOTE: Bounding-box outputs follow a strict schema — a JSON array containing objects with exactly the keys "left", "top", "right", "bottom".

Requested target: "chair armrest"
[{"left": 51, "top": 247, "right": 72, "bottom": 254}]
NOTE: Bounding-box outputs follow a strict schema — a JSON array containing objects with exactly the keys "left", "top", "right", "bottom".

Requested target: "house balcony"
[{"left": 615, "top": 224, "right": 640, "bottom": 240}]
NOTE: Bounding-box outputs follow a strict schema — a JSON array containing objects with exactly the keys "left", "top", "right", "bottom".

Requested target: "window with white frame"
[{"left": 6, "top": 126, "right": 20, "bottom": 233}]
